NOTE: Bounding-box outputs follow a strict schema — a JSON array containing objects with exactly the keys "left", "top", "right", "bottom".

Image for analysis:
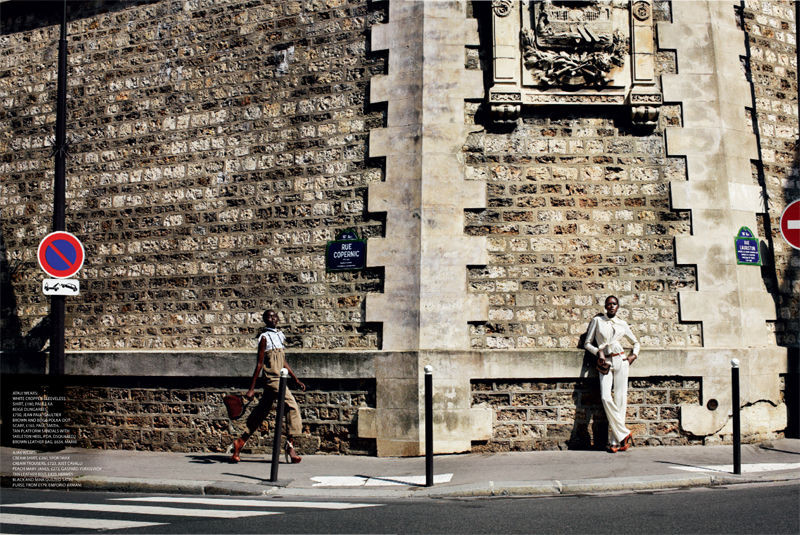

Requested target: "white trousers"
[{"left": 600, "top": 355, "right": 631, "bottom": 443}]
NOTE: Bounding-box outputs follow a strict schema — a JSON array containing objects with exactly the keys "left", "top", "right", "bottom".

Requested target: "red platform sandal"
[
  {"left": 230, "top": 437, "right": 245, "bottom": 463},
  {"left": 285, "top": 441, "right": 302, "bottom": 464},
  {"left": 619, "top": 433, "right": 635, "bottom": 452}
]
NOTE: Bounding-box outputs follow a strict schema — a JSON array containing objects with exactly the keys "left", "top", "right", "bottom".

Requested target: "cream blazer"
[{"left": 584, "top": 314, "right": 640, "bottom": 357}]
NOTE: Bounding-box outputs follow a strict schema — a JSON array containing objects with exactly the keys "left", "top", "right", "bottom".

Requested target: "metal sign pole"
[
  {"left": 269, "top": 369, "right": 288, "bottom": 483},
  {"left": 731, "top": 359, "right": 741, "bottom": 475},
  {"left": 50, "top": 0, "right": 68, "bottom": 377},
  {"left": 425, "top": 365, "right": 433, "bottom": 487}
]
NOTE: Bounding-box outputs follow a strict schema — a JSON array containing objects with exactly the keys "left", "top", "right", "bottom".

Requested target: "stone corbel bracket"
[{"left": 658, "top": 1, "right": 783, "bottom": 436}]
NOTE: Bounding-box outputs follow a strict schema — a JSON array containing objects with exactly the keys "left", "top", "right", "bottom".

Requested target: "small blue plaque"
[
  {"left": 326, "top": 229, "right": 367, "bottom": 272},
  {"left": 735, "top": 226, "right": 761, "bottom": 266}
]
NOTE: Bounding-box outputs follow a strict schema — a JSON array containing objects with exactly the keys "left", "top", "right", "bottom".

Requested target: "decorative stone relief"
[{"left": 488, "top": 0, "right": 661, "bottom": 127}]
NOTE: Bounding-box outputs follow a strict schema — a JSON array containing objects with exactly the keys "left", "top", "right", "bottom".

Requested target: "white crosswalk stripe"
[
  {"left": 1, "top": 495, "right": 384, "bottom": 532},
  {"left": 0, "top": 513, "right": 164, "bottom": 530},
  {"left": 113, "top": 496, "right": 383, "bottom": 509},
  {"left": 9, "top": 501, "right": 280, "bottom": 518},
  {"left": 669, "top": 462, "right": 800, "bottom": 474}
]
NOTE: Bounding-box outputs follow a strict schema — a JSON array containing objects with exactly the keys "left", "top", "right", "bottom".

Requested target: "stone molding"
[
  {"left": 487, "top": 0, "right": 662, "bottom": 127},
  {"left": 0, "top": 350, "right": 379, "bottom": 379}
]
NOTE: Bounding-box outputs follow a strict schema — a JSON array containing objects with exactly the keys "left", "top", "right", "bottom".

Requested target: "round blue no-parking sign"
[{"left": 37, "top": 231, "right": 85, "bottom": 279}]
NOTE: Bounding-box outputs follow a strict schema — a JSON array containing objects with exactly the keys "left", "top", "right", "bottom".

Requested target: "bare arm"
[
  {"left": 283, "top": 361, "right": 306, "bottom": 391},
  {"left": 246, "top": 337, "right": 267, "bottom": 399}
]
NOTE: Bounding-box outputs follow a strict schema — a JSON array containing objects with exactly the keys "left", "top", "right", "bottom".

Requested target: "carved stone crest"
[
  {"left": 632, "top": 1, "right": 651, "bottom": 21},
  {"left": 487, "top": 0, "right": 661, "bottom": 129},
  {"left": 492, "top": 0, "right": 513, "bottom": 17}
]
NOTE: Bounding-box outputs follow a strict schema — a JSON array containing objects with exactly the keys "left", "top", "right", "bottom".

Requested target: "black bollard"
[
  {"left": 731, "top": 359, "right": 741, "bottom": 475},
  {"left": 425, "top": 365, "right": 433, "bottom": 487},
  {"left": 270, "top": 368, "right": 288, "bottom": 483}
]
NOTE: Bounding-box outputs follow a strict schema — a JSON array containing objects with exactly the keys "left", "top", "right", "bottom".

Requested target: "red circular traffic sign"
[
  {"left": 38, "top": 232, "right": 85, "bottom": 278},
  {"left": 780, "top": 200, "right": 800, "bottom": 251}
]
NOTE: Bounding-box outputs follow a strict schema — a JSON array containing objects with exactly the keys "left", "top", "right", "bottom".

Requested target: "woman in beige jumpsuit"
[{"left": 231, "top": 309, "right": 305, "bottom": 464}]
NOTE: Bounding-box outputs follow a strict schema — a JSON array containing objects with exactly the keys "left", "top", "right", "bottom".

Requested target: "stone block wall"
[
  {"left": 0, "top": 0, "right": 386, "bottom": 352},
  {"left": 471, "top": 377, "right": 702, "bottom": 451},
  {"left": 462, "top": 2, "right": 700, "bottom": 351},
  {"left": 742, "top": 0, "right": 799, "bottom": 346},
  {"left": 1, "top": 0, "right": 794, "bottom": 355},
  {"left": 0, "top": 0, "right": 797, "bottom": 456},
  {"left": 462, "top": 113, "right": 699, "bottom": 350},
  {"left": 462, "top": 0, "right": 798, "bottom": 353},
  {"left": 62, "top": 377, "right": 376, "bottom": 454}
]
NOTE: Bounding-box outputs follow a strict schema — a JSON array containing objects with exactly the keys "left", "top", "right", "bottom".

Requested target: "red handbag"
[{"left": 223, "top": 394, "right": 250, "bottom": 420}]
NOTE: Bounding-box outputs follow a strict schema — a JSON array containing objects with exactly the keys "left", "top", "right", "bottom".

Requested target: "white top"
[
  {"left": 258, "top": 328, "right": 286, "bottom": 350},
  {"left": 584, "top": 314, "right": 640, "bottom": 357}
]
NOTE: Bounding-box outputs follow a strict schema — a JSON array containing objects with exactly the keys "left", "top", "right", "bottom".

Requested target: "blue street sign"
[
  {"left": 735, "top": 226, "right": 761, "bottom": 266},
  {"left": 326, "top": 229, "right": 367, "bottom": 272}
]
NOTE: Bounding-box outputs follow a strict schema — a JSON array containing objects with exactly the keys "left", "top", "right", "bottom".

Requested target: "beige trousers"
[
  {"left": 245, "top": 380, "right": 303, "bottom": 437},
  {"left": 600, "top": 355, "right": 631, "bottom": 444}
]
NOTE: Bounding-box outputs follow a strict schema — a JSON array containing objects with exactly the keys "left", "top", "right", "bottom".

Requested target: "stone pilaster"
[
  {"left": 367, "top": 0, "right": 488, "bottom": 352},
  {"left": 361, "top": 0, "right": 488, "bottom": 456},
  {"left": 657, "top": 0, "right": 783, "bottom": 435}
]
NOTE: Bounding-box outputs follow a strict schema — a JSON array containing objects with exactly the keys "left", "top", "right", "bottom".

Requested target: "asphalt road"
[{"left": 1, "top": 483, "right": 798, "bottom": 534}]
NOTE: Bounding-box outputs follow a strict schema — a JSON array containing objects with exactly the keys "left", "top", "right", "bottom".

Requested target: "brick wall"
[
  {"left": 0, "top": 0, "right": 386, "bottom": 352},
  {"left": 471, "top": 377, "right": 702, "bottom": 451},
  {"left": 62, "top": 377, "right": 375, "bottom": 454}
]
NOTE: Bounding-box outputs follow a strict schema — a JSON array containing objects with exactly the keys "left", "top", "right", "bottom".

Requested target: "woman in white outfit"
[{"left": 584, "top": 295, "right": 640, "bottom": 453}]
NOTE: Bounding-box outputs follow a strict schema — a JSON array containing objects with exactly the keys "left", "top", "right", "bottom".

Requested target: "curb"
[
  {"left": 411, "top": 474, "right": 715, "bottom": 498},
  {"left": 2, "top": 472, "right": 798, "bottom": 499}
]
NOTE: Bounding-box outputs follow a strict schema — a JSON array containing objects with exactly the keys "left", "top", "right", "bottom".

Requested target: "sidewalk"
[{"left": 2, "top": 440, "right": 799, "bottom": 498}]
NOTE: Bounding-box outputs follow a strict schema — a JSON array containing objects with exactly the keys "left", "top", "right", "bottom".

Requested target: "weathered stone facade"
[
  {"left": 1, "top": 0, "right": 797, "bottom": 456},
  {"left": 63, "top": 378, "right": 375, "bottom": 454},
  {"left": 742, "top": 0, "right": 800, "bottom": 347},
  {"left": 1, "top": 0, "right": 386, "bottom": 352},
  {"left": 472, "top": 377, "right": 702, "bottom": 451},
  {"left": 463, "top": 112, "right": 699, "bottom": 351}
]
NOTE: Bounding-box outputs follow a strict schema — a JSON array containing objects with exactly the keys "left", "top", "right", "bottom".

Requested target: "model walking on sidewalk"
[
  {"left": 231, "top": 309, "right": 306, "bottom": 464},
  {"left": 584, "top": 295, "right": 640, "bottom": 453}
]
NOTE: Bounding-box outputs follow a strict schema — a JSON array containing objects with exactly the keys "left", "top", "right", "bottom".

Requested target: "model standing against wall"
[
  {"left": 231, "top": 309, "right": 305, "bottom": 464},
  {"left": 584, "top": 295, "right": 640, "bottom": 453}
]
